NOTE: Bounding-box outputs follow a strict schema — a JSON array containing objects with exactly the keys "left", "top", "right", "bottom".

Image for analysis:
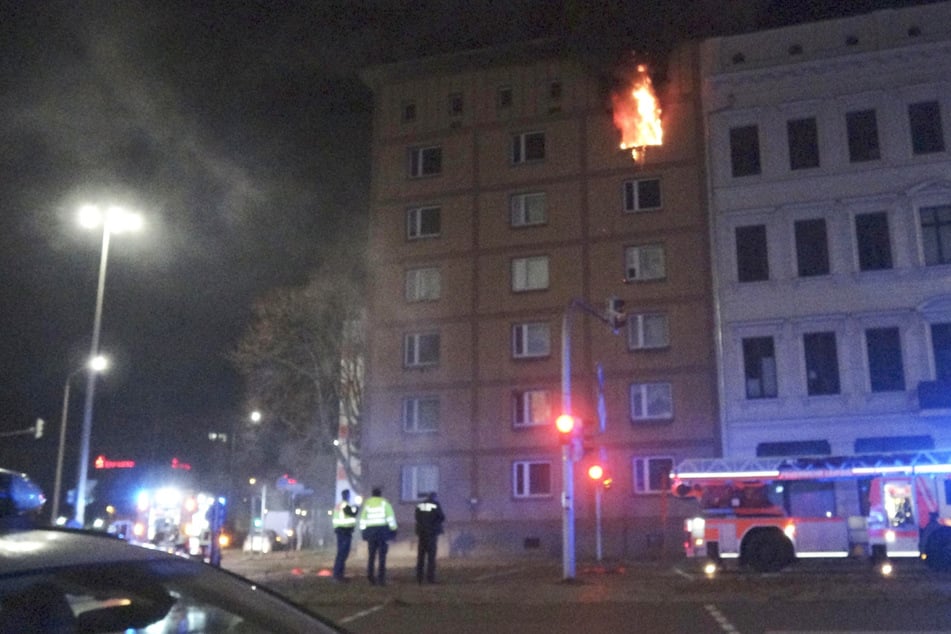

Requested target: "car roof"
[{"left": 0, "top": 527, "right": 185, "bottom": 575}]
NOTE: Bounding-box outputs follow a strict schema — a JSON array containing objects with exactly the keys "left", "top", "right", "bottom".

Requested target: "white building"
[{"left": 702, "top": 2, "right": 951, "bottom": 457}]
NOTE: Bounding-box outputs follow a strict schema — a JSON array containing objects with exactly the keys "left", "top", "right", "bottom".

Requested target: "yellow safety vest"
[
  {"left": 332, "top": 502, "right": 356, "bottom": 529},
  {"left": 359, "top": 497, "right": 398, "bottom": 531}
]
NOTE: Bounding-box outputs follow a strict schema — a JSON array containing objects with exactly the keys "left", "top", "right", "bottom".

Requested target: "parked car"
[{"left": 0, "top": 468, "right": 346, "bottom": 633}]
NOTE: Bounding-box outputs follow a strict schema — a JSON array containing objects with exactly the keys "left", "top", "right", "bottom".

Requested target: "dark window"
[
  {"left": 855, "top": 435, "right": 932, "bottom": 453},
  {"left": 448, "top": 93, "right": 463, "bottom": 117},
  {"left": 804, "top": 332, "right": 840, "bottom": 395},
  {"left": 920, "top": 205, "right": 951, "bottom": 266},
  {"left": 846, "top": 109, "right": 880, "bottom": 162},
  {"left": 624, "top": 178, "right": 661, "bottom": 211},
  {"left": 409, "top": 146, "right": 442, "bottom": 177},
  {"left": 512, "top": 132, "right": 545, "bottom": 164},
  {"left": 855, "top": 212, "right": 892, "bottom": 271},
  {"left": 498, "top": 87, "right": 513, "bottom": 109},
  {"left": 787, "top": 117, "right": 820, "bottom": 170},
  {"left": 795, "top": 219, "right": 830, "bottom": 277},
  {"left": 757, "top": 440, "right": 831, "bottom": 457},
  {"left": 866, "top": 327, "right": 905, "bottom": 392},
  {"left": 549, "top": 81, "right": 562, "bottom": 100},
  {"left": 730, "top": 125, "right": 761, "bottom": 177},
  {"left": 402, "top": 101, "right": 417, "bottom": 123},
  {"left": 743, "top": 336, "right": 777, "bottom": 399},
  {"left": 736, "top": 225, "right": 769, "bottom": 282},
  {"left": 909, "top": 101, "right": 945, "bottom": 154},
  {"left": 932, "top": 323, "right": 951, "bottom": 383}
]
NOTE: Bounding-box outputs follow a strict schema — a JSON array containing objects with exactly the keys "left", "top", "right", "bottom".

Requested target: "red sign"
[
  {"left": 171, "top": 457, "right": 191, "bottom": 471},
  {"left": 94, "top": 455, "right": 135, "bottom": 469}
]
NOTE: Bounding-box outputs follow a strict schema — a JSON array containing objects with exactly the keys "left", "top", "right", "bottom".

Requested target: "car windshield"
[{"left": 0, "top": 557, "right": 337, "bottom": 633}]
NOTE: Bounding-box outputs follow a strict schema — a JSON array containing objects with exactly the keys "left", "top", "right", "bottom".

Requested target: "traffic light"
[
  {"left": 34, "top": 418, "right": 44, "bottom": 439},
  {"left": 587, "top": 463, "right": 613, "bottom": 489},
  {"left": 555, "top": 413, "right": 578, "bottom": 436}
]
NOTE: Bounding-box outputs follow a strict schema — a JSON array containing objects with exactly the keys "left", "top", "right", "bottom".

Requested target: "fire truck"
[
  {"left": 671, "top": 451, "right": 951, "bottom": 572},
  {"left": 130, "top": 487, "right": 222, "bottom": 561}
]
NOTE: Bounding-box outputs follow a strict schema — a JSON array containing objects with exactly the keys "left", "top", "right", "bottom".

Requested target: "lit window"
[
  {"left": 512, "top": 256, "right": 549, "bottom": 291},
  {"left": 624, "top": 245, "right": 665, "bottom": 282},
  {"left": 623, "top": 178, "right": 661, "bottom": 212},
  {"left": 401, "top": 464, "right": 438, "bottom": 501},
  {"left": 513, "top": 389, "right": 550, "bottom": 427},
  {"left": 513, "top": 460, "right": 552, "bottom": 498},
  {"left": 404, "top": 332, "right": 440, "bottom": 367},
  {"left": 512, "top": 322, "right": 550, "bottom": 359},
  {"left": 633, "top": 457, "right": 674, "bottom": 494},
  {"left": 403, "top": 397, "right": 439, "bottom": 433},
  {"left": 510, "top": 192, "right": 547, "bottom": 227},
  {"left": 409, "top": 146, "right": 442, "bottom": 177},
  {"left": 407, "top": 206, "right": 440, "bottom": 240},
  {"left": 405, "top": 267, "right": 441, "bottom": 302},
  {"left": 512, "top": 131, "right": 545, "bottom": 164},
  {"left": 627, "top": 313, "right": 669, "bottom": 350},
  {"left": 630, "top": 382, "right": 673, "bottom": 421}
]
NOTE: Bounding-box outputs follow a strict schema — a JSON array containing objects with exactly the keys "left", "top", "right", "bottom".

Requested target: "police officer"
[
  {"left": 415, "top": 491, "right": 445, "bottom": 584},
  {"left": 331, "top": 489, "right": 357, "bottom": 582},
  {"left": 359, "top": 486, "right": 397, "bottom": 585}
]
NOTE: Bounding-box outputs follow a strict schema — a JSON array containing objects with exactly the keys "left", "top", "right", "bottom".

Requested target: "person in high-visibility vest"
[
  {"left": 331, "top": 489, "right": 357, "bottom": 582},
  {"left": 359, "top": 486, "right": 398, "bottom": 585}
]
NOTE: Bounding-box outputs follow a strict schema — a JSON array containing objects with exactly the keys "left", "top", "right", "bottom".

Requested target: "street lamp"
[
  {"left": 51, "top": 355, "right": 107, "bottom": 524},
  {"left": 74, "top": 204, "right": 142, "bottom": 526}
]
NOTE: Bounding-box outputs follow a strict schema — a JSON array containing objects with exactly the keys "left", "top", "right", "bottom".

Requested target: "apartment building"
[
  {"left": 702, "top": 2, "right": 951, "bottom": 460},
  {"left": 360, "top": 40, "right": 718, "bottom": 557}
]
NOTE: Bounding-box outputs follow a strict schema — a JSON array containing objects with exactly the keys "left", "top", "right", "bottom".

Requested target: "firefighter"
[
  {"left": 359, "top": 487, "right": 398, "bottom": 586},
  {"left": 331, "top": 489, "right": 357, "bottom": 582},
  {"left": 415, "top": 491, "right": 445, "bottom": 584}
]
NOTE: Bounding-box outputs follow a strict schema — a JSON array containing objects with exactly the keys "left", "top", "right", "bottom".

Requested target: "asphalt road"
[{"left": 222, "top": 549, "right": 951, "bottom": 633}]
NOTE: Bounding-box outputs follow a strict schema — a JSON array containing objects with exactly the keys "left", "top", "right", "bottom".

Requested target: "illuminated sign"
[
  {"left": 94, "top": 455, "right": 135, "bottom": 469},
  {"left": 171, "top": 457, "right": 192, "bottom": 471}
]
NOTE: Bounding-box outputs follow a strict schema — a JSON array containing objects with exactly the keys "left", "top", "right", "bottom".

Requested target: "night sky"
[{"left": 0, "top": 0, "right": 938, "bottom": 496}]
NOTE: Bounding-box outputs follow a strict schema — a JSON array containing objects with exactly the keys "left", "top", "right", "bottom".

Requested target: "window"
[
  {"left": 804, "top": 332, "right": 840, "bottom": 395},
  {"left": 931, "top": 323, "right": 951, "bottom": 383},
  {"left": 735, "top": 225, "right": 769, "bottom": 282},
  {"left": 729, "top": 125, "right": 761, "bottom": 177},
  {"left": 627, "top": 313, "right": 669, "bottom": 350},
  {"left": 743, "top": 336, "right": 777, "bottom": 399},
  {"left": 409, "top": 146, "right": 442, "bottom": 177},
  {"left": 512, "top": 131, "right": 545, "bottom": 164},
  {"left": 402, "top": 101, "right": 417, "bottom": 123},
  {"left": 448, "top": 92, "right": 463, "bottom": 117},
  {"left": 866, "top": 327, "right": 905, "bottom": 392},
  {"left": 846, "top": 109, "right": 880, "bottom": 162},
  {"left": 406, "top": 206, "right": 440, "bottom": 240},
  {"left": 512, "top": 256, "right": 549, "bottom": 291},
  {"left": 623, "top": 178, "right": 661, "bottom": 212},
  {"left": 787, "top": 117, "right": 820, "bottom": 170},
  {"left": 920, "top": 204, "right": 951, "bottom": 266},
  {"left": 401, "top": 464, "right": 438, "bottom": 501},
  {"left": 498, "top": 86, "right": 513, "bottom": 109},
  {"left": 404, "top": 332, "right": 440, "bottom": 367},
  {"left": 403, "top": 396, "right": 439, "bottom": 433},
  {"left": 510, "top": 192, "right": 547, "bottom": 227},
  {"left": 549, "top": 81, "right": 562, "bottom": 100},
  {"left": 512, "top": 322, "right": 550, "bottom": 359},
  {"left": 855, "top": 212, "right": 892, "bottom": 271},
  {"left": 513, "top": 460, "right": 552, "bottom": 498},
  {"left": 624, "top": 245, "right": 666, "bottom": 282},
  {"left": 909, "top": 101, "right": 945, "bottom": 155},
  {"left": 512, "top": 389, "right": 551, "bottom": 427},
  {"left": 630, "top": 382, "right": 673, "bottom": 421},
  {"left": 405, "top": 267, "right": 441, "bottom": 302},
  {"left": 633, "top": 456, "right": 674, "bottom": 494},
  {"left": 795, "top": 218, "right": 830, "bottom": 277}
]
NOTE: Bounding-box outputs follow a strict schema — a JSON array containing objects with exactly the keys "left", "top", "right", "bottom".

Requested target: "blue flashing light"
[
  {"left": 253, "top": 517, "right": 263, "bottom": 528},
  {"left": 0, "top": 469, "right": 46, "bottom": 518}
]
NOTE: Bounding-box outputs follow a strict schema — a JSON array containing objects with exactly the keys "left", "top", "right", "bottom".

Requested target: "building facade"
[
  {"left": 360, "top": 41, "right": 718, "bottom": 558},
  {"left": 702, "top": 2, "right": 951, "bottom": 459}
]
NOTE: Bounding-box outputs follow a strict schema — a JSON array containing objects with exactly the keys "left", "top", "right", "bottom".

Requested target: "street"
[{"left": 222, "top": 548, "right": 951, "bottom": 633}]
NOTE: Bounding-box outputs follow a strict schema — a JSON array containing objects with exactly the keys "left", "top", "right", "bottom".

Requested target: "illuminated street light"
[
  {"left": 74, "top": 204, "right": 142, "bottom": 526},
  {"left": 51, "top": 355, "right": 107, "bottom": 523}
]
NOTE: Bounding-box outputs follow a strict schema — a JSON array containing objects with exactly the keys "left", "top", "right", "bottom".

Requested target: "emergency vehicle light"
[{"left": 675, "top": 470, "right": 780, "bottom": 480}]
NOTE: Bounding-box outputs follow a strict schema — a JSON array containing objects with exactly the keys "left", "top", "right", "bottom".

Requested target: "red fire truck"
[{"left": 671, "top": 451, "right": 951, "bottom": 572}]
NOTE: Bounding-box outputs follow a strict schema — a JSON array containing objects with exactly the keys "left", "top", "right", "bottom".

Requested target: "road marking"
[
  {"left": 338, "top": 603, "right": 385, "bottom": 624},
  {"left": 673, "top": 566, "right": 696, "bottom": 580},
  {"left": 705, "top": 604, "right": 740, "bottom": 633},
  {"left": 473, "top": 567, "right": 525, "bottom": 582}
]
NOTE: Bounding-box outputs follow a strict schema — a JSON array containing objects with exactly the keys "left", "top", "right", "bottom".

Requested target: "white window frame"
[
  {"left": 405, "top": 267, "right": 441, "bottom": 302},
  {"left": 401, "top": 464, "right": 439, "bottom": 502},
  {"left": 404, "top": 332, "right": 440, "bottom": 368},
  {"left": 512, "top": 131, "right": 545, "bottom": 164},
  {"left": 510, "top": 192, "right": 547, "bottom": 227},
  {"left": 406, "top": 206, "right": 440, "bottom": 240},
  {"left": 512, "top": 322, "right": 551, "bottom": 359},
  {"left": 623, "top": 178, "right": 662, "bottom": 212},
  {"left": 402, "top": 396, "right": 439, "bottom": 433},
  {"left": 512, "top": 460, "right": 552, "bottom": 498},
  {"left": 630, "top": 382, "right": 673, "bottom": 421},
  {"left": 625, "top": 245, "right": 666, "bottom": 282},
  {"left": 512, "top": 256, "right": 549, "bottom": 292},
  {"left": 512, "top": 388, "right": 551, "bottom": 428},
  {"left": 627, "top": 313, "right": 669, "bottom": 350},
  {"left": 409, "top": 146, "right": 442, "bottom": 177},
  {"left": 633, "top": 456, "right": 674, "bottom": 494}
]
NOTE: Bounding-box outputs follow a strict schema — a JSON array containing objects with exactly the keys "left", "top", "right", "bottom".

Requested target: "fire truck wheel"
[
  {"left": 924, "top": 528, "right": 951, "bottom": 572},
  {"left": 744, "top": 530, "right": 794, "bottom": 573}
]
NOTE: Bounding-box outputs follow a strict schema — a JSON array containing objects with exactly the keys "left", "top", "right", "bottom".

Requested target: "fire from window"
[{"left": 611, "top": 64, "right": 663, "bottom": 163}]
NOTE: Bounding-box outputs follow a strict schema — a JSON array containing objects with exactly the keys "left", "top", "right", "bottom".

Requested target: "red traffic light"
[
  {"left": 587, "top": 464, "right": 604, "bottom": 480},
  {"left": 555, "top": 414, "right": 577, "bottom": 434}
]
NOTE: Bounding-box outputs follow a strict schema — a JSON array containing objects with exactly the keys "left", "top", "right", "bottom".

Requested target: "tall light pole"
[
  {"left": 74, "top": 204, "right": 141, "bottom": 526},
  {"left": 52, "top": 355, "right": 107, "bottom": 523}
]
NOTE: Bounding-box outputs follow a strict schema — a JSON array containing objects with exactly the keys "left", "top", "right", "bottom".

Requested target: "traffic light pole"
[{"left": 561, "top": 307, "right": 577, "bottom": 581}]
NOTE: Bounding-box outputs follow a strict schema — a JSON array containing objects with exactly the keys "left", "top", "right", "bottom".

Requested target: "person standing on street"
[
  {"left": 359, "top": 486, "right": 398, "bottom": 586},
  {"left": 415, "top": 491, "right": 446, "bottom": 584},
  {"left": 331, "top": 489, "right": 357, "bottom": 582}
]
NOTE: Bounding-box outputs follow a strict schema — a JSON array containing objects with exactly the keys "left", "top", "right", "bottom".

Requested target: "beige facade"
[{"left": 360, "top": 41, "right": 718, "bottom": 557}]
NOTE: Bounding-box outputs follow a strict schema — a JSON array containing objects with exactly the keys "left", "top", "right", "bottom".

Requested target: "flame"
[{"left": 611, "top": 64, "right": 663, "bottom": 163}]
